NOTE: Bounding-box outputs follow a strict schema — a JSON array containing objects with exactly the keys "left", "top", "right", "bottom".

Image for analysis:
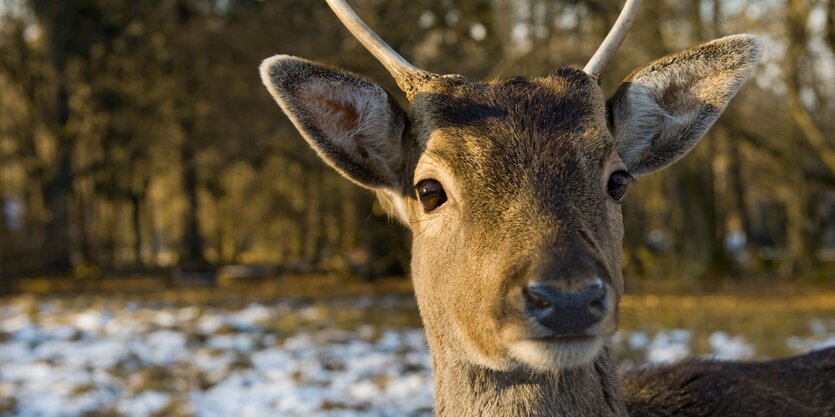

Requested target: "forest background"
[{"left": 1, "top": 0, "right": 834, "bottom": 291}]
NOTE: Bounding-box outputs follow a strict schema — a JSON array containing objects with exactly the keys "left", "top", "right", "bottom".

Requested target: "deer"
[{"left": 259, "top": 0, "right": 835, "bottom": 416}]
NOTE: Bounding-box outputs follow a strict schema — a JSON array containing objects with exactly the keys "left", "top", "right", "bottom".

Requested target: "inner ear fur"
[
  {"left": 260, "top": 55, "right": 409, "bottom": 189},
  {"left": 608, "top": 34, "right": 763, "bottom": 176}
]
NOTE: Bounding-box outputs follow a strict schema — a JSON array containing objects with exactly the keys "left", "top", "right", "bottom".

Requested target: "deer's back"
[{"left": 622, "top": 347, "right": 835, "bottom": 417}]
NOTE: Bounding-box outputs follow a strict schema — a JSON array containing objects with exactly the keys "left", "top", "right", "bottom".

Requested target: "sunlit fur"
[
  {"left": 509, "top": 337, "right": 606, "bottom": 371},
  {"left": 262, "top": 35, "right": 766, "bottom": 417}
]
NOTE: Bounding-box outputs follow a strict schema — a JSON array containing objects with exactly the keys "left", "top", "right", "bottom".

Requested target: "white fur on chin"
[{"left": 508, "top": 336, "right": 604, "bottom": 371}]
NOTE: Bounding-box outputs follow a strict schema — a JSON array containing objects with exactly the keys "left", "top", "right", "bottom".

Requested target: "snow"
[
  {"left": 0, "top": 300, "right": 435, "bottom": 417},
  {"left": 646, "top": 329, "right": 692, "bottom": 363},
  {"left": 627, "top": 331, "right": 650, "bottom": 350},
  {"left": 136, "top": 329, "right": 189, "bottom": 365},
  {"left": 117, "top": 391, "right": 172, "bottom": 417},
  {"left": 785, "top": 318, "right": 835, "bottom": 352},
  {"left": 197, "top": 313, "right": 226, "bottom": 334},
  {"left": 708, "top": 331, "right": 755, "bottom": 360},
  {"left": 229, "top": 304, "right": 272, "bottom": 331},
  {"left": 73, "top": 310, "right": 111, "bottom": 333},
  {"left": 0, "top": 296, "right": 831, "bottom": 417},
  {"left": 207, "top": 334, "right": 257, "bottom": 352},
  {"left": 812, "top": 336, "right": 835, "bottom": 350}
]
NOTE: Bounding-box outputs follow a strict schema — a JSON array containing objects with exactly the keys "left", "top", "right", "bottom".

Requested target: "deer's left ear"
[{"left": 607, "top": 34, "right": 763, "bottom": 176}]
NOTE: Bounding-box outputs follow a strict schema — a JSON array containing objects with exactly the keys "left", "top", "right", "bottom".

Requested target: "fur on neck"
[{"left": 430, "top": 343, "right": 629, "bottom": 417}]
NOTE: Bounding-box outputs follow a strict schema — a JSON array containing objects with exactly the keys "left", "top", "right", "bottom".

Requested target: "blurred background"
[{"left": 0, "top": 0, "right": 833, "bottom": 416}]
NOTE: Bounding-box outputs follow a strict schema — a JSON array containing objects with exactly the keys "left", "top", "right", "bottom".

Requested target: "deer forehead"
[{"left": 408, "top": 70, "right": 617, "bottom": 219}]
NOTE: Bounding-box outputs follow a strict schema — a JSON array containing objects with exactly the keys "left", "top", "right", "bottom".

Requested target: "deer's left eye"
[
  {"left": 415, "top": 179, "right": 447, "bottom": 212},
  {"left": 607, "top": 170, "right": 632, "bottom": 202}
]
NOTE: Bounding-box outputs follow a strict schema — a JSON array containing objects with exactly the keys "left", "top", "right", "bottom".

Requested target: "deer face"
[
  {"left": 260, "top": 1, "right": 762, "bottom": 373},
  {"left": 401, "top": 72, "right": 625, "bottom": 370}
]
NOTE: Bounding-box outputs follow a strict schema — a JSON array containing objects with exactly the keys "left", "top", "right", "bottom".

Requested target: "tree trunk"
[
  {"left": 32, "top": 0, "right": 81, "bottom": 273},
  {"left": 41, "top": 83, "right": 73, "bottom": 272},
  {"left": 826, "top": 0, "right": 835, "bottom": 53},
  {"left": 786, "top": 0, "right": 835, "bottom": 175},
  {"left": 181, "top": 138, "right": 207, "bottom": 269},
  {"left": 782, "top": 177, "right": 812, "bottom": 275},
  {"left": 691, "top": 0, "right": 703, "bottom": 41},
  {"left": 729, "top": 135, "right": 754, "bottom": 258},
  {"left": 781, "top": 0, "right": 827, "bottom": 273},
  {"left": 74, "top": 184, "right": 95, "bottom": 266},
  {"left": 129, "top": 191, "right": 143, "bottom": 267},
  {"left": 303, "top": 170, "right": 323, "bottom": 264},
  {"left": 712, "top": 0, "right": 722, "bottom": 37},
  {"left": 707, "top": 130, "right": 732, "bottom": 277}
]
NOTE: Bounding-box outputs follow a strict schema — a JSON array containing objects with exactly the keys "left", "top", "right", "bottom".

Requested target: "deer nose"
[{"left": 523, "top": 280, "right": 607, "bottom": 336}]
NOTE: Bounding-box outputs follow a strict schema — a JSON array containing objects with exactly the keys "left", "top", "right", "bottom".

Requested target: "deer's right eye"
[{"left": 415, "top": 179, "right": 447, "bottom": 212}]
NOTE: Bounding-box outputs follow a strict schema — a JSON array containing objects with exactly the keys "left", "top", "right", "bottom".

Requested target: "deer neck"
[{"left": 428, "top": 341, "right": 628, "bottom": 417}]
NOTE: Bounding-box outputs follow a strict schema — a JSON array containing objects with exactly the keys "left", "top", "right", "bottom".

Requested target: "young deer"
[{"left": 260, "top": 1, "right": 834, "bottom": 416}]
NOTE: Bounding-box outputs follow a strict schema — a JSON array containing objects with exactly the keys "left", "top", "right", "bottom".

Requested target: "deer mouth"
[
  {"left": 508, "top": 334, "right": 606, "bottom": 370},
  {"left": 500, "top": 307, "right": 613, "bottom": 370},
  {"left": 496, "top": 279, "right": 617, "bottom": 370},
  {"left": 539, "top": 334, "right": 599, "bottom": 343}
]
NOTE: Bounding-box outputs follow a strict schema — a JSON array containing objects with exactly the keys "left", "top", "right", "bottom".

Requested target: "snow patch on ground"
[
  {"left": 0, "top": 301, "right": 435, "bottom": 417},
  {"left": 646, "top": 329, "right": 692, "bottom": 363},
  {"left": 0, "top": 297, "right": 832, "bottom": 417}
]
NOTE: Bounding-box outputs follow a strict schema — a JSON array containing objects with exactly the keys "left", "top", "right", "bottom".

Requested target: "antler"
[
  {"left": 583, "top": 0, "right": 643, "bottom": 77},
  {"left": 325, "top": 0, "right": 437, "bottom": 100}
]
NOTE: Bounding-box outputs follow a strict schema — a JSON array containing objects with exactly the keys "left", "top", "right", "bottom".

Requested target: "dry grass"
[
  {"left": 6, "top": 274, "right": 834, "bottom": 359},
  {"left": 619, "top": 288, "right": 835, "bottom": 358},
  {"left": 10, "top": 274, "right": 415, "bottom": 305}
]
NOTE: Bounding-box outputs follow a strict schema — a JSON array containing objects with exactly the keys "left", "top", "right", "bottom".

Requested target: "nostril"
[
  {"left": 523, "top": 286, "right": 552, "bottom": 309},
  {"left": 589, "top": 297, "right": 606, "bottom": 316},
  {"left": 585, "top": 281, "right": 604, "bottom": 298},
  {"left": 586, "top": 282, "right": 607, "bottom": 316},
  {"left": 523, "top": 281, "right": 608, "bottom": 335}
]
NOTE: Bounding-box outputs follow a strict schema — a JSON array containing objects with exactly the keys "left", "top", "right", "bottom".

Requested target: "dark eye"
[
  {"left": 607, "top": 170, "right": 632, "bottom": 202},
  {"left": 415, "top": 179, "right": 447, "bottom": 212}
]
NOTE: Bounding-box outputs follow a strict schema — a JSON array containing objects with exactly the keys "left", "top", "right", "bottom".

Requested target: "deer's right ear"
[{"left": 260, "top": 55, "right": 409, "bottom": 189}]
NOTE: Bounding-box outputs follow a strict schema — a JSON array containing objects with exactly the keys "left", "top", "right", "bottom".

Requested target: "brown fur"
[
  {"left": 623, "top": 347, "right": 835, "bottom": 417},
  {"left": 258, "top": 31, "right": 830, "bottom": 417}
]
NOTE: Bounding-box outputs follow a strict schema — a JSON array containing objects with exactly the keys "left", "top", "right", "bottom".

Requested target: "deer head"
[{"left": 261, "top": 0, "right": 761, "bottom": 387}]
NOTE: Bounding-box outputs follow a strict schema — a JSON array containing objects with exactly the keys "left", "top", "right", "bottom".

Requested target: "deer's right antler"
[{"left": 325, "top": 0, "right": 438, "bottom": 100}]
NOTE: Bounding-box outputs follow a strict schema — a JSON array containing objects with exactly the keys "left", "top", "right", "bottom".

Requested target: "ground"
[{"left": 0, "top": 276, "right": 833, "bottom": 417}]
